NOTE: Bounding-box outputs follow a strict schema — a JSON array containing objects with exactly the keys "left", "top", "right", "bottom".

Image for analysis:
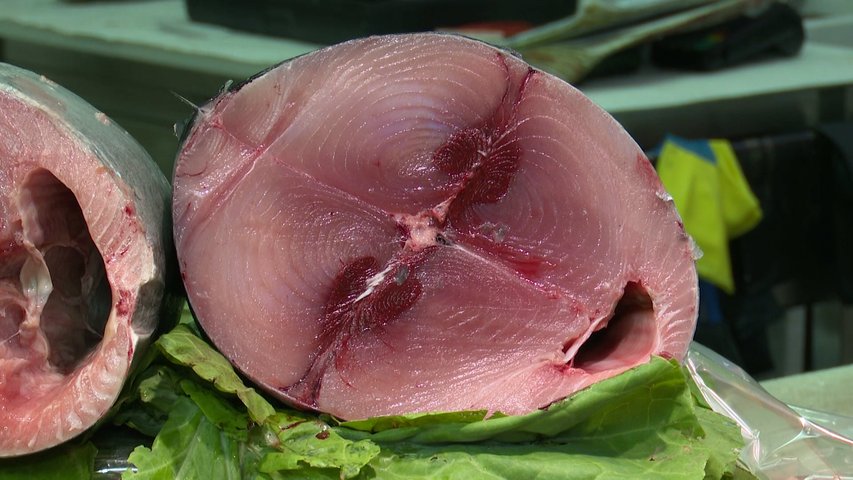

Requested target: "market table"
[{"left": 761, "top": 362, "right": 853, "bottom": 419}]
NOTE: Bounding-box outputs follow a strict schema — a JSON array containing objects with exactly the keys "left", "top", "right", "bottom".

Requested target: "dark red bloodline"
[
  {"left": 281, "top": 251, "right": 430, "bottom": 408},
  {"left": 438, "top": 66, "right": 551, "bottom": 277},
  {"left": 283, "top": 56, "right": 547, "bottom": 407}
]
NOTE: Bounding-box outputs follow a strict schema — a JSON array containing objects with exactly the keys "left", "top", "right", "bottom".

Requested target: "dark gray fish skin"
[{"left": 0, "top": 63, "right": 180, "bottom": 457}]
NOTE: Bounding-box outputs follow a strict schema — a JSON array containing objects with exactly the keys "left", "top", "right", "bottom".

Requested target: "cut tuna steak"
[
  {"left": 173, "top": 33, "right": 698, "bottom": 420},
  {"left": 0, "top": 64, "right": 176, "bottom": 456}
]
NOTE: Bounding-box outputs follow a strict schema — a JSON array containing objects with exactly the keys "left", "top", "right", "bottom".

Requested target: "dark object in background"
[
  {"left": 726, "top": 131, "right": 823, "bottom": 375},
  {"left": 651, "top": 2, "right": 804, "bottom": 71},
  {"left": 185, "top": 0, "right": 576, "bottom": 44},
  {"left": 729, "top": 131, "right": 830, "bottom": 311},
  {"left": 585, "top": 45, "right": 645, "bottom": 80},
  {"left": 814, "top": 123, "right": 853, "bottom": 304},
  {"left": 723, "top": 126, "right": 853, "bottom": 374}
]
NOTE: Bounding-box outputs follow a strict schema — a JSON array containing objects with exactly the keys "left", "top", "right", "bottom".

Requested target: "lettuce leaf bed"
[{"left": 0, "top": 320, "right": 754, "bottom": 479}]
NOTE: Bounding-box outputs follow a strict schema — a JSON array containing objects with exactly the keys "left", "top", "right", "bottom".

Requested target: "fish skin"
[
  {"left": 173, "top": 33, "right": 698, "bottom": 420},
  {"left": 0, "top": 63, "right": 180, "bottom": 456}
]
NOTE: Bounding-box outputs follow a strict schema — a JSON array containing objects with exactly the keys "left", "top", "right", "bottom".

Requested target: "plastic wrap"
[{"left": 686, "top": 343, "right": 853, "bottom": 479}]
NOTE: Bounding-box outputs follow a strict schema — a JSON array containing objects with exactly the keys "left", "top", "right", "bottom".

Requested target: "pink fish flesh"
[{"left": 173, "top": 33, "right": 698, "bottom": 420}]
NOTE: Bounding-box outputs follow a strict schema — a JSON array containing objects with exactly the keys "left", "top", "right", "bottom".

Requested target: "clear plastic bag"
[{"left": 685, "top": 343, "right": 853, "bottom": 479}]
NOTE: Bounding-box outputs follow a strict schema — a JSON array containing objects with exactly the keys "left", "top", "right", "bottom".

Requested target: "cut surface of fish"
[
  {"left": 173, "top": 34, "right": 698, "bottom": 420},
  {"left": 0, "top": 64, "right": 174, "bottom": 456}
]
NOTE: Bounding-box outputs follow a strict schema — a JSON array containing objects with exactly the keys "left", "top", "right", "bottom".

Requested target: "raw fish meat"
[
  {"left": 173, "top": 34, "right": 698, "bottom": 420},
  {"left": 0, "top": 64, "right": 176, "bottom": 456}
]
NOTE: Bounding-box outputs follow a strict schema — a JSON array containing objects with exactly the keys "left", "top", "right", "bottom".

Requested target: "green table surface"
[
  {"left": 761, "top": 363, "right": 853, "bottom": 419},
  {"left": 2, "top": 0, "right": 853, "bottom": 114}
]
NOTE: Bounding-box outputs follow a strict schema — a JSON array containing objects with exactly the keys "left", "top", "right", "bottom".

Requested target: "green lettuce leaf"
[
  {"left": 339, "top": 357, "right": 697, "bottom": 444},
  {"left": 0, "top": 441, "right": 97, "bottom": 480},
  {"left": 120, "top": 325, "right": 380, "bottom": 479},
  {"left": 121, "top": 374, "right": 379, "bottom": 480},
  {"left": 258, "top": 413, "right": 381, "bottom": 477},
  {"left": 112, "top": 365, "right": 183, "bottom": 436},
  {"left": 156, "top": 324, "right": 275, "bottom": 424},
  {"left": 338, "top": 410, "right": 503, "bottom": 433},
  {"left": 115, "top": 324, "right": 751, "bottom": 480},
  {"left": 123, "top": 397, "right": 241, "bottom": 480},
  {"left": 334, "top": 358, "right": 748, "bottom": 479}
]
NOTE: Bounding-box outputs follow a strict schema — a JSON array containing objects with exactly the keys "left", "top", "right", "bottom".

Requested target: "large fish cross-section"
[{"left": 173, "top": 33, "right": 698, "bottom": 420}]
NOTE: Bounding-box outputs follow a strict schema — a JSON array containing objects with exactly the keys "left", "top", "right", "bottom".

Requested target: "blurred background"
[{"left": 2, "top": 0, "right": 849, "bottom": 390}]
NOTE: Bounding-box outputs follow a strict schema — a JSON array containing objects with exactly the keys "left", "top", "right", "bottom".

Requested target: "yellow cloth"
[{"left": 656, "top": 136, "right": 762, "bottom": 294}]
